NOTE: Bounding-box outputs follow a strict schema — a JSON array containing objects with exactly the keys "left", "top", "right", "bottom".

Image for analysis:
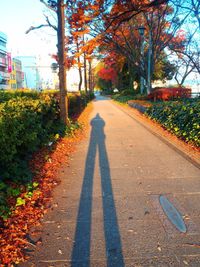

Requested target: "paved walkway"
[{"left": 22, "top": 96, "right": 200, "bottom": 267}]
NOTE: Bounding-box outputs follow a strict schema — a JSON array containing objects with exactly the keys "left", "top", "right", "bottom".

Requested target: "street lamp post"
[
  {"left": 138, "top": 26, "right": 145, "bottom": 94},
  {"left": 147, "top": 30, "right": 152, "bottom": 94}
]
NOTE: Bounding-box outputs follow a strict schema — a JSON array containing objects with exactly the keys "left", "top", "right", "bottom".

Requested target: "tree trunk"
[
  {"left": 76, "top": 41, "right": 82, "bottom": 91},
  {"left": 128, "top": 62, "right": 134, "bottom": 91},
  {"left": 83, "top": 52, "right": 87, "bottom": 93},
  {"left": 88, "top": 59, "right": 92, "bottom": 91},
  {"left": 78, "top": 62, "right": 83, "bottom": 92},
  {"left": 83, "top": 35, "right": 88, "bottom": 93},
  {"left": 57, "top": 0, "right": 68, "bottom": 124},
  {"left": 91, "top": 66, "right": 95, "bottom": 91}
]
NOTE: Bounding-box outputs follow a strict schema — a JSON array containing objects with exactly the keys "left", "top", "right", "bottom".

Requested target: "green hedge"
[
  {"left": 0, "top": 90, "right": 95, "bottom": 115},
  {"left": 112, "top": 92, "right": 147, "bottom": 104},
  {"left": 145, "top": 100, "right": 200, "bottom": 147},
  {"left": 0, "top": 90, "right": 94, "bottom": 182},
  {"left": 0, "top": 90, "right": 94, "bottom": 220},
  {"left": 0, "top": 89, "right": 40, "bottom": 103},
  {"left": 68, "top": 91, "right": 94, "bottom": 116},
  {"left": 112, "top": 94, "right": 134, "bottom": 103},
  {"left": 0, "top": 95, "right": 64, "bottom": 182}
]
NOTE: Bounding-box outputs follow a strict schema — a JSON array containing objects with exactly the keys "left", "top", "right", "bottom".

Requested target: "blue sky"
[{"left": 0, "top": 0, "right": 57, "bottom": 60}]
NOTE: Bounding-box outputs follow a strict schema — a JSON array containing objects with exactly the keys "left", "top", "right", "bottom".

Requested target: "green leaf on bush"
[
  {"left": 16, "top": 197, "right": 25, "bottom": 206},
  {"left": 145, "top": 99, "right": 200, "bottom": 147},
  {"left": 7, "top": 187, "right": 21, "bottom": 197},
  {"left": 33, "top": 182, "right": 39, "bottom": 188},
  {"left": 0, "top": 181, "right": 6, "bottom": 190},
  {"left": 24, "top": 192, "right": 33, "bottom": 199}
]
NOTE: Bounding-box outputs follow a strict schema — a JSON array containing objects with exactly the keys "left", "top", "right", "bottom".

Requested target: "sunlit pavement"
[{"left": 20, "top": 96, "right": 200, "bottom": 267}]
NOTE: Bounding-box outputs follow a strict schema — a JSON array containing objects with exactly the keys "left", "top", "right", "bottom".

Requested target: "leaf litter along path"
[
  {"left": 18, "top": 96, "right": 200, "bottom": 267},
  {"left": 0, "top": 103, "right": 93, "bottom": 267}
]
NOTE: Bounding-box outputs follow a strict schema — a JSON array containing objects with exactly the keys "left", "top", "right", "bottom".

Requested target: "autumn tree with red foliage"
[
  {"left": 98, "top": 67, "right": 117, "bottom": 82},
  {"left": 67, "top": 0, "right": 104, "bottom": 92},
  {"left": 95, "top": 0, "right": 186, "bottom": 92},
  {"left": 26, "top": 0, "right": 171, "bottom": 114}
]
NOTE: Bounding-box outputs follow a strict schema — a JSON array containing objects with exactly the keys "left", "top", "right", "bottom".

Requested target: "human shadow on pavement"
[{"left": 71, "top": 113, "right": 124, "bottom": 267}]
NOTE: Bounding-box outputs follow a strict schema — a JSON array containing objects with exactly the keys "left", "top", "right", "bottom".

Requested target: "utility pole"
[{"left": 57, "top": 0, "right": 69, "bottom": 124}]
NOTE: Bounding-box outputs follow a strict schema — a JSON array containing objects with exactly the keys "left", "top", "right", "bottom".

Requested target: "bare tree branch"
[
  {"left": 44, "top": 14, "right": 57, "bottom": 30},
  {"left": 25, "top": 2, "right": 57, "bottom": 34},
  {"left": 25, "top": 24, "right": 51, "bottom": 34},
  {"left": 105, "top": 0, "right": 169, "bottom": 30}
]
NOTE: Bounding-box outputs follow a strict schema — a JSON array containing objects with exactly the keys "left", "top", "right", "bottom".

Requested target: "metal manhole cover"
[{"left": 159, "top": 195, "right": 187, "bottom": 233}]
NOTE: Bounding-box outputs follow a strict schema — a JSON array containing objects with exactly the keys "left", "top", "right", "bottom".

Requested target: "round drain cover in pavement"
[{"left": 159, "top": 195, "right": 187, "bottom": 233}]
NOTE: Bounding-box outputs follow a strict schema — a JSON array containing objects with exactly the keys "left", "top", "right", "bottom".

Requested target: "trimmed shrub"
[
  {"left": 0, "top": 89, "right": 94, "bottom": 117},
  {"left": 0, "top": 96, "right": 64, "bottom": 182},
  {"left": 119, "top": 89, "right": 136, "bottom": 96},
  {"left": 112, "top": 90, "right": 148, "bottom": 104},
  {"left": 147, "top": 87, "right": 191, "bottom": 101},
  {"left": 68, "top": 91, "right": 94, "bottom": 116},
  {"left": 0, "top": 90, "right": 95, "bottom": 221},
  {"left": 0, "top": 90, "right": 94, "bottom": 182},
  {"left": 145, "top": 99, "right": 200, "bottom": 147},
  {"left": 0, "top": 89, "right": 40, "bottom": 103},
  {"left": 112, "top": 94, "right": 134, "bottom": 103}
]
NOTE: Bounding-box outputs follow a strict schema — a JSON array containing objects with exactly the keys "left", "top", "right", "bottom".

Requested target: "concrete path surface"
[{"left": 21, "top": 96, "right": 200, "bottom": 267}]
